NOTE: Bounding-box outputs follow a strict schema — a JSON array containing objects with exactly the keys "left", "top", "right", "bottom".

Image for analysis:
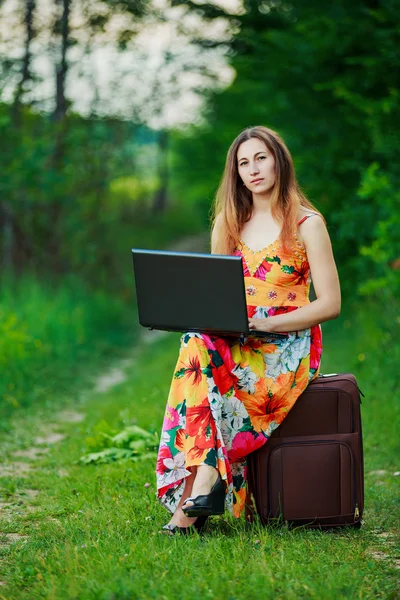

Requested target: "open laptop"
[{"left": 131, "top": 249, "right": 288, "bottom": 341}]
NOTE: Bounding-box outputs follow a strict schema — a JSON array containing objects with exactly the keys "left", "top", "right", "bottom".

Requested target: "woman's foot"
[
  {"left": 182, "top": 465, "right": 219, "bottom": 510},
  {"left": 182, "top": 466, "right": 225, "bottom": 516},
  {"left": 164, "top": 506, "right": 198, "bottom": 529},
  {"left": 159, "top": 470, "right": 200, "bottom": 534},
  {"left": 159, "top": 512, "right": 207, "bottom": 536}
]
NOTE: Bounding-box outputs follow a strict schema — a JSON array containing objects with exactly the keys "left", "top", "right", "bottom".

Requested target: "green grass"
[
  {"left": 0, "top": 306, "right": 399, "bottom": 599},
  {"left": 0, "top": 274, "right": 135, "bottom": 430}
]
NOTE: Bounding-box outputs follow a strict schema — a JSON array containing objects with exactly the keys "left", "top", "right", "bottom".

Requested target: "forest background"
[
  {"left": 0, "top": 0, "right": 399, "bottom": 596},
  {"left": 1, "top": 0, "right": 399, "bottom": 423}
]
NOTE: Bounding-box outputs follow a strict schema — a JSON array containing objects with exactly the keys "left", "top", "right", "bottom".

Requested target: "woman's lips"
[{"left": 251, "top": 178, "right": 264, "bottom": 184}]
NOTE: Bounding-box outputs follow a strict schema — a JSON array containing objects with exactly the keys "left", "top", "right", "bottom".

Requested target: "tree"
[{"left": 171, "top": 0, "right": 400, "bottom": 295}]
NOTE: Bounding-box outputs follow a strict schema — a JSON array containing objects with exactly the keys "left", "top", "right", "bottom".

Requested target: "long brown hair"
[{"left": 211, "top": 125, "right": 323, "bottom": 254}]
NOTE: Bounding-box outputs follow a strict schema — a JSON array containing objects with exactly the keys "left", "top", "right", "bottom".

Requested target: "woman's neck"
[{"left": 251, "top": 193, "right": 272, "bottom": 215}]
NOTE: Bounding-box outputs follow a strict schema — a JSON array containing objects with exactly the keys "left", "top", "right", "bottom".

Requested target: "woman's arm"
[
  {"left": 211, "top": 213, "right": 223, "bottom": 254},
  {"left": 248, "top": 216, "right": 341, "bottom": 333}
]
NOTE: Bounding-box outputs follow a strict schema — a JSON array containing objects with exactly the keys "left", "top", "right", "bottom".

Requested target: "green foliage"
[
  {"left": 356, "top": 163, "right": 400, "bottom": 297},
  {"left": 171, "top": 0, "right": 400, "bottom": 299},
  {"left": 0, "top": 274, "right": 133, "bottom": 428},
  {"left": 0, "top": 100, "right": 205, "bottom": 302},
  {"left": 78, "top": 425, "right": 158, "bottom": 464},
  {"left": 108, "top": 176, "right": 158, "bottom": 210}
]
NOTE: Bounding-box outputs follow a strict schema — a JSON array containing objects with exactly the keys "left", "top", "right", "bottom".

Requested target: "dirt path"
[{"left": 0, "top": 232, "right": 209, "bottom": 577}]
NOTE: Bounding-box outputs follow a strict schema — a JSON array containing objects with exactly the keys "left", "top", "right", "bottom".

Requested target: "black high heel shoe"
[
  {"left": 160, "top": 515, "right": 208, "bottom": 536},
  {"left": 181, "top": 473, "right": 226, "bottom": 517}
]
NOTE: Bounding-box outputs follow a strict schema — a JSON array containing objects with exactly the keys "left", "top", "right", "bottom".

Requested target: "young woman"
[{"left": 156, "top": 125, "right": 341, "bottom": 534}]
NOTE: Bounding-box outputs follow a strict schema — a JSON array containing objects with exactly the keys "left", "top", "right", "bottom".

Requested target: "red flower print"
[
  {"left": 158, "top": 482, "right": 177, "bottom": 498},
  {"left": 195, "top": 419, "right": 217, "bottom": 450},
  {"left": 174, "top": 428, "right": 186, "bottom": 452},
  {"left": 268, "top": 290, "right": 278, "bottom": 300},
  {"left": 213, "top": 364, "right": 234, "bottom": 395},
  {"left": 287, "top": 292, "right": 296, "bottom": 301},
  {"left": 187, "top": 446, "right": 208, "bottom": 463},
  {"left": 294, "top": 261, "right": 309, "bottom": 285},
  {"left": 211, "top": 338, "right": 236, "bottom": 372},
  {"left": 228, "top": 431, "right": 266, "bottom": 462},
  {"left": 186, "top": 397, "right": 213, "bottom": 437},
  {"left": 310, "top": 325, "right": 323, "bottom": 370},
  {"left": 156, "top": 445, "right": 172, "bottom": 475},
  {"left": 162, "top": 407, "right": 180, "bottom": 430},
  {"left": 184, "top": 355, "right": 202, "bottom": 385},
  {"left": 254, "top": 260, "right": 273, "bottom": 281},
  {"left": 247, "top": 305, "right": 257, "bottom": 318}
]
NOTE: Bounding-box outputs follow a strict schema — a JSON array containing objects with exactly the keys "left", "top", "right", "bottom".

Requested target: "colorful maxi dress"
[{"left": 156, "top": 215, "right": 323, "bottom": 518}]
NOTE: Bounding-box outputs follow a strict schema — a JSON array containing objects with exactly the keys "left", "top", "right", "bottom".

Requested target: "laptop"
[{"left": 131, "top": 248, "right": 288, "bottom": 341}]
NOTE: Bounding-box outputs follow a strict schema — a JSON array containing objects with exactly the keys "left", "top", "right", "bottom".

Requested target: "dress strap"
[{"left": 297, "top": 213, "right": 318, "bottom": 226}]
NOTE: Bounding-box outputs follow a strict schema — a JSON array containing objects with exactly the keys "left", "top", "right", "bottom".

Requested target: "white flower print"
[
  {"left": 224, "top": 396, "right": 249, "bottom": 430},
  {"left": 207, "top": 379, "right": 224, "bottom": 411},
  {"left": 160, "top": 430, "right": 170, "bottom": 445},
  {"left": 264, "top": 330, "right": 311, "bottom": 379},
  {"left": 162, "top": 452, "right": 189, "bottom": 485},
  {"left": 232, "top": 365, "right": 257, "bottom": 393},
  {"left": 217, "top": 445, "right": 226, "bottom": 462},
  {"left": 220, "top": 419, "right": 233, "bottom": 447},
  {"left": 178, "top": 410, "right": 186, "bottom": 428},
  {"left": 264, "top": 420, "right": 279, "bottom": 438},
  {"left": 254, "top": 306, "right": 270, "bottom": 319},
  {"left": 287, "top": 330, "right": 310, "bottom": 362},
  {"left": 180, "top": 332, "right": 203, "bottom": 347},
  {"left": 264, "top": 349, "right": 286, "bottom": 380}
]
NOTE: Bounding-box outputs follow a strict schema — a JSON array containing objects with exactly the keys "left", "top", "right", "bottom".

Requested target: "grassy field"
[
  {"left": 0, "top": 307, "right": 399, "bottom": 599},
  {"left": 0, "top": 274, "right": 135, "bottom": 430}
]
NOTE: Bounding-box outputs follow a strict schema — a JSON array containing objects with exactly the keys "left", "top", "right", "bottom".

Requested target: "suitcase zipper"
[
  {"left": 318, "top": 374, "right": 364, "bottom": 403},
  {"left": 267, "top": 439, "right": 359, "bottom": 521}
]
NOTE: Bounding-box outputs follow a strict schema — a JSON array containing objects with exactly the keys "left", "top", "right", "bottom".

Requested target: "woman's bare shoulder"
[{"left": 297, "top": 208, "right": 322, "bottom": 222}]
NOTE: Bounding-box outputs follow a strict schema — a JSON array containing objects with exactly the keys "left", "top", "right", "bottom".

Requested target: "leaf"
[
  {"left": 202, "top": 365, "right": 213, "bottom": 378},
  {"left": 174, "top": 368, "right": 186, "bottom": 379},
  {"left": 78, "top": 447, "right": 133, "bottom": 464},
  {"left": 130, "top": 452, "right": 157, "bottom": 463},
  {"left": 281, "top": 265, "right": 295, "bottom": 274},
  {"left": 239, "top": 417, "right": 253, "bottom": 432},
  {"left": 208, "top": 349, "right": 224, "bottom": 368},
  {"left": 111, "top": 425, "right": 155, "bottom": 447},
  {"left": 265, "top": 255, "right": 281, "bottom": 264}
]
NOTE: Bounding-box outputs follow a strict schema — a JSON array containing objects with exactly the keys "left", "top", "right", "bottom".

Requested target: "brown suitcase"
[{"left": 247, "top": 373, "right": 364, "bottom": 528}]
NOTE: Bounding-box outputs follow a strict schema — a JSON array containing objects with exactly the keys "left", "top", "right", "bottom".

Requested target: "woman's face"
[{"left": 237, "top": 137, "right": 276, "bottom": 195}]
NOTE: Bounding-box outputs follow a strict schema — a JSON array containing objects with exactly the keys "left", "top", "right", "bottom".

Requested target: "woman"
[{"left": 156, "top": 125, "right": 341, "bottom": 534}]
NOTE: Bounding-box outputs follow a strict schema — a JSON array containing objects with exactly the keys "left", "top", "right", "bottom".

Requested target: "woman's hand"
[{"left": 248, "top": 317, "right": 275, "bottom": 333}]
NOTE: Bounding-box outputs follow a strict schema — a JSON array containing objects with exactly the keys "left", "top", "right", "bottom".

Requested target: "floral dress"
[{"left": 156, "top": 215, "right": 323, "bottom": 518}]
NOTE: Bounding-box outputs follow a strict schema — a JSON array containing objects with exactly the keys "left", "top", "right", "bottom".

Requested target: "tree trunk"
[
  {"left": 3, "top": 0, "right": 37, "bottom": 271},
  {"left": 1, "top": 202, "right": 14, "bottom": 271},
  {"left": 13, "top": 0, "right": 36, "bottom": 120},
  {"left": 53, "top": 0, "right": 70, "bottom": 123},
  {"left": 49, "top": 0, "right": 71, "bottom": 272}
]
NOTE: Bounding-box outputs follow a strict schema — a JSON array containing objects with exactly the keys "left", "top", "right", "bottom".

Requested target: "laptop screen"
[{"left": 132, "top": 249, "right": 249, "bottom": 336}]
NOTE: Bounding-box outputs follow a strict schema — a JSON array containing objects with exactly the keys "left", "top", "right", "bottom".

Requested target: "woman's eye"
[{"left": 258, "top": 155, "right": 266, "bottom": 160}]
